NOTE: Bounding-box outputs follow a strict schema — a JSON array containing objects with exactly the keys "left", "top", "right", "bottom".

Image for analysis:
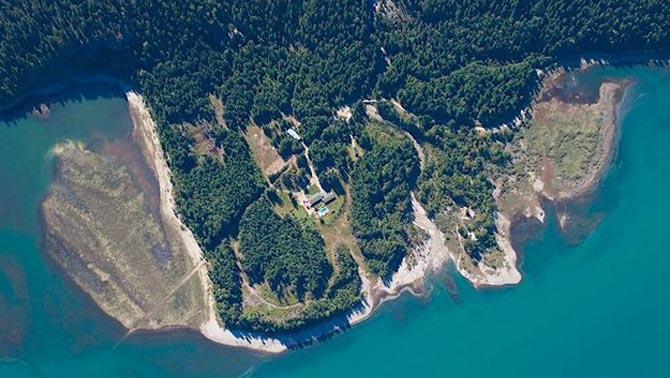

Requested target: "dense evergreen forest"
[
  {"left": 2, "top": 0, "right": 669, "bottom": 333},
  {"left": 351, "top": 124, "right": 420, "bottom": 277},
  {"left": 239, "top": 199, "right": 332, "bottom": 302}
]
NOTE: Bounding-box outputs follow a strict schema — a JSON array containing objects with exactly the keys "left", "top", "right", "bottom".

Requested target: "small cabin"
[{"left": 287, "top": 128, "right": 301, "bottom": 141}]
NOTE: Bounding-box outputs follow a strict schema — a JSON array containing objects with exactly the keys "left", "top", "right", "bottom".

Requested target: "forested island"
[{"left": 2, "top": 0, "right": 670, "bottom": 351}]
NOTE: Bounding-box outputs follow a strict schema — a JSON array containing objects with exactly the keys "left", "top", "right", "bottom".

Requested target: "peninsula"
[{"left": 1, "top": 0, "right": 668, "bottom": 354}]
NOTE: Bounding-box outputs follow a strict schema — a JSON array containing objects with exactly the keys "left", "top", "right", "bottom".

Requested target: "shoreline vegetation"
[
  {"left": 5, "top": 0, "right": 670, "bottom": 364},
  {"left": 127, "top": 92, "right": 452, "bottom": 353},
  {"left": 20, "top": 59, "right": 644, "bottom": 354},
  {"left": 122, "top": 60, "right": 629, "bottom": 351}
]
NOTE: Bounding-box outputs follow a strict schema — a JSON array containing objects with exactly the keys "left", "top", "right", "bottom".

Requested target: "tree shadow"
[
  {"left": 1, "top": 78, "right": 130, "bottom": 126},
  {"left": 225, "top": 298, "right": 373, "bottom": 351}
]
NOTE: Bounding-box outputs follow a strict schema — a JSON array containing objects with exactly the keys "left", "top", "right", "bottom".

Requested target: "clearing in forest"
[{"left": 244, "top": 124, "right": 287, "bottom": 178}]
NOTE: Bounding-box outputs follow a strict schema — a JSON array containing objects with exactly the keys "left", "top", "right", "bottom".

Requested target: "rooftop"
[
  {"left": 322, "top": 192, "right": 337, "bottom": 204},
  {"left": 287, "top": 128, "right": 301, "bottom": 141},
  {"left": 307, "top": 193, "right": 323, "bottom": 205}
]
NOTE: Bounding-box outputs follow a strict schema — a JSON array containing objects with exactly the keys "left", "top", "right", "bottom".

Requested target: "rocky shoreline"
[
  {"left": 498, "top": 68, "right": 634, "bottom": 264},
  {"left": 13, "top": 61, "right": 634, "bottom": 354},
  {"left": 126, "top": 68, "right": 629, "bottom": 352},
  {"left": 127, "top": 92, "right": 454, "bottom": 353}
]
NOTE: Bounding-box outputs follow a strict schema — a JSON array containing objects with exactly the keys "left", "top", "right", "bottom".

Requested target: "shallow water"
[
  {"left": 0, "top": 90, "right": 262, "bottom": 377},
  {"left": 2, "top": 66, "right": 670, "bottom": 377}
]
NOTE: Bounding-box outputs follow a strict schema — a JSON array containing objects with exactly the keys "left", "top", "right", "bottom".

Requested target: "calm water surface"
[
  {"left": 0, "top": 89, "right": 263, "bottom": 377},
  {"left": 2, "top": 67, "right": 670, "bottom": 377}
]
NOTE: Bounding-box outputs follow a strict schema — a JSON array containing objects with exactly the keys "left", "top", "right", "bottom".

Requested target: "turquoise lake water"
[{"left": 1, "top": 66, "right": 670, "bottom": 377}]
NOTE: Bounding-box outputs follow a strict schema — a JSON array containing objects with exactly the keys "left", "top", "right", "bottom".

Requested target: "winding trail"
[
  {"left": 403, "top": 129, "right": 424, "bottom": 169},
  {"left": 241, "top": 279, "right": 303, "bottom": 311}
]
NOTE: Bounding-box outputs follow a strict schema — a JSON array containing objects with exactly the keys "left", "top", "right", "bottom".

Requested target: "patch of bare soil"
[
  {"left": 209, "top": 94, "right": 226, "bottom": 128},
  {"left": 244, "top": 124, "right": 286, "bottom": 177}
]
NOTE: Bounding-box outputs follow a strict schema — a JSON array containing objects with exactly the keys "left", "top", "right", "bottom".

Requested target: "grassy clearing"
[
  {"left": 272, "top": 184, "right": 355, "bottom": 266},
  {"left": 319, "top": 196, "right": 345, "bottom": 226},
  {"left": 512, "top": 73, "right": 625, "bottom": 199},
  {"left": 244, "top": 124, "right": 286, "bottom": 178},
  {"left": 306, "top": 184, "right": 320, "bottom": 195},
  {"left": 258, "top": 282, "right": 300, "bottom": 307},
  {"left": 241, "top": 282, "right": 304, "bottom": 321},
  {"left": 317, "top": 196, "right": 359, "bottom": 265},
  {"left": 209, "top": 94, "right": 226, "bottom": 128},
  {"left": 523, "top": 98, "right": 600, "bottom": 189},
  {"left": 272, "top": 190, "right": 311, "bottom": 222}
]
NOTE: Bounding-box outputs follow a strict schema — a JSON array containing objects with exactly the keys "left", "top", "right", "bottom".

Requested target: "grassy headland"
[{"left": 497, "top": 68, "right": 632, "bottom": 253}]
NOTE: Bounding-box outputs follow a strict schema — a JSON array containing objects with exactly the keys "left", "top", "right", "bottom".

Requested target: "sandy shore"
[
  {"left": 200, "top": 193, "right": 454, "bottom": 352},
  {"left": 128, "top": 92, "right": 292, "bottom": 353},
  {"left": 127, "top": 92, "right": 443, "bottom": 354},
  {"left": 452, "top": 214, "right": 522, "bottom": 288}
]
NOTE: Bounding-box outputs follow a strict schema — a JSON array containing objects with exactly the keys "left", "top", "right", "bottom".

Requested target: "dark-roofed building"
[
  {"left": 322, "top": 192, "right": 337, "bottom": 205},
  {"left": 307, "top": 193, "right": 323, "bottom": 208}
]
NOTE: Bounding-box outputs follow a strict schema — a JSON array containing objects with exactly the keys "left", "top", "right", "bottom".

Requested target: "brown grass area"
[
  {"left": 244, "top": 124, "right": 286, "bottom": 177},
  {"left": 209, "top": 95, "right": 226, "bottom": 128},
  {"left": 519, "top": 77, "right": 627, "bottom": 199},
  {"left": 315, "top": 190, "right": 360, "bottom": 270},
  {"left": 494, "top": 70, "right": 630, "bottom": 253},
  {"left": 187, "top": 125, "right": 222, "bottom": 162},
  {"left": 283, "top": 114, "right": 301, "bottom": 128}
]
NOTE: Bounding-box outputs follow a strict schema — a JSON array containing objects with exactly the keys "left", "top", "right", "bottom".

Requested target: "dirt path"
[
  {"left": 301, "top": 142, "right": 325, "bottom": 192},
  {"left": 242, "top": 279, "right": 302, "bottom": 311},
  {"left": 138, "top": 260, "right": 207, "bottom": 327},
  {"left": 388, "top": 99, "right": 425, "bottom": 169},
  {"left": 114, "top": 259, "right": 207, "bottom": 348},
  {"left": 404, "top": 129, "right": 424, "bottom": 170}
]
